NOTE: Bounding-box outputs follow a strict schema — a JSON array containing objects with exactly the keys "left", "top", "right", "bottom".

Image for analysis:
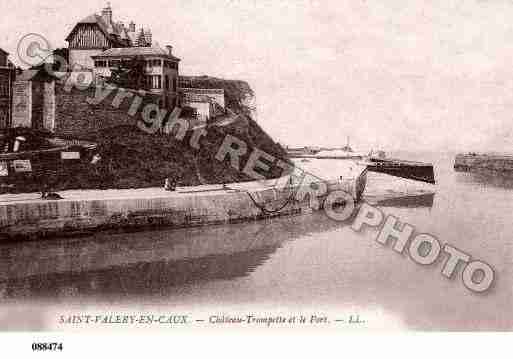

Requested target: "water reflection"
[
  {"left": 0, "top": 212, "right": 343, "bottom": 301},
  {"left": 374, "top": 192, "right": 435, "bottom": 208},
  {"left": 0, "top": 186, "right": 439, "bottom": 303},
  {"left": 0, "top": 225, "right": 279, "bottom": 301}
]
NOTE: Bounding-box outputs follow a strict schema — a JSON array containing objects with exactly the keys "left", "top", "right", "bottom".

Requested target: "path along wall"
[{"left": 0, "top": 177, "right": 362, "bottom": 240}]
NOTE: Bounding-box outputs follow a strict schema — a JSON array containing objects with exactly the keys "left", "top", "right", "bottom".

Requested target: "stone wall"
[
  {"left": 454, "top": 154, "right": 513, "bottom": 172},
  {"left": 43, "top": 81, "right": 55, "bottom": 131},
  {"left": 0, "top": 69, "right": 12, "bottom": 129},
  {"left": 54, "top": 83, "right": 162, "bottom": 138},
  {"left": 11, "top": 81, "right": 32, "bottom": 128},
  {"left": 11, "top": 78, "right": 56, "bottom": 131},
  {"left": 0, "top": 175, "right": 363, "bottom": 239},
  {"left": 31, "top": 81, "right": 44, "bottom": 129}
]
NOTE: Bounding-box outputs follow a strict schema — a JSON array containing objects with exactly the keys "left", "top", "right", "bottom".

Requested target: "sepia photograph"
[{"left": 0, "top": 0, "right": 511, "bottom": 354}]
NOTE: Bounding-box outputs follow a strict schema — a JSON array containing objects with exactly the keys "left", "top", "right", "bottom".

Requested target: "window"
[
  {"left": 94, "top": 60, "right": 107, "bottom": 67},
  {"left": 172, "top": 78, "right": 177, "bottom": 92},
  {"left": 147, "top": 75, "right": 162, "bottom": 89},
  {"left": 165, "top": 75, "right": 170, "bottom": 90}
]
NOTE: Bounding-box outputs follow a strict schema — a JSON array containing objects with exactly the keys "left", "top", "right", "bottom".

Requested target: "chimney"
[
  {"left": 166, "top": 45, "right": 173, "bottom": 56},
  {"left": 129, "top": 21, "right": 136, "bottom": 32},
  {"left": 144, "top": 29, "right": 152, "bottom": 46},
  {"left": 101, "top": 2, "right": 113, "bottom": 25}
]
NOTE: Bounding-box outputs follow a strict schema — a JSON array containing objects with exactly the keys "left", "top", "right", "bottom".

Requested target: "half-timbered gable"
[
  {"left": 66, "top": 21, "right": 112, "bottom": 50},
  {"left": 65, "top": 3, "right": 152, "bottom": 69}
]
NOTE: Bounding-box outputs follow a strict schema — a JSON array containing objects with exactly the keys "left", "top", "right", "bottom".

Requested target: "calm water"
[{"left": 0, "top": 152, "right": 511, "bottom": 331}]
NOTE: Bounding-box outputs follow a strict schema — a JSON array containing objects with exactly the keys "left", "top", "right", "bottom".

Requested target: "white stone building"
[{"left": 92, "top": 45, "right": 180, "bottom": 109}]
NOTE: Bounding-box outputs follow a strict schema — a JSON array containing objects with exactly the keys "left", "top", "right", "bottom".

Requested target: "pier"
[
  {"left": 454, "top": 153, "right": 513, "bottom": 172},
  {"left": 0, "top": 168, "right": 366, "bottom": 240}
]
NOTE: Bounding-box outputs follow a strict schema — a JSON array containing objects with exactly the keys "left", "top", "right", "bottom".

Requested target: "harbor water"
[{"left": 0, "top": 152, "right": 511, "bottom": 330}]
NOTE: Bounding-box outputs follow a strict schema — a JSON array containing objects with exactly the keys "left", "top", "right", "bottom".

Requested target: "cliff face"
[
  {"left": 53, "top": 84, "right": 161, "bottom": 138},
  {"left": 179, "top": 75, "right": 257, "bottom": 119}
]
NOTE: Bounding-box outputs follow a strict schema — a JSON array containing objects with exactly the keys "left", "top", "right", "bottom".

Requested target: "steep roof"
[
  {"left": 92, "top": 46, "right": 181, "bottom": 61},
  {"left": 0, "top": 48, "right": 8, "bottom": 55},
  {"left": 65, "top": 13, "right": 126, "bottom": 46}
]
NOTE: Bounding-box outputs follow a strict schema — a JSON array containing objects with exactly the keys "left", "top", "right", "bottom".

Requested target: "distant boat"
[
  {"left": 314, "top": 148, "right": 365, "bottom": 160},
  {"left": 286, "top": 137, "right": 435, "bottom": 184},
  {"left": 287, "top": 137, "right": 366, "bottom": 159}
]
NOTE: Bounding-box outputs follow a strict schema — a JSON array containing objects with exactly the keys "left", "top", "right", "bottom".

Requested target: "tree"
[{"left": 107, "top": 56, "right": 149, "bottom": 91}]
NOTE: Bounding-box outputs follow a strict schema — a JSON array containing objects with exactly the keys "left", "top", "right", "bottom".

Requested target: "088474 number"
[{"left": 32, "top": 343, "right": 63, "bottom": 351}]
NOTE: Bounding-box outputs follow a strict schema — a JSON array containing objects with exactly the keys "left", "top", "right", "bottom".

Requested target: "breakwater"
[
  {"left": 454, "top": 153, "right": 513, "bottom": 172},
  {"left": 0, "top": 171, "right": 366, "bottom": 240}
]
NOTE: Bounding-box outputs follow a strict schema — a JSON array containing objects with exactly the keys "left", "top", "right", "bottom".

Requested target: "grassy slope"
[{"left": 1, "top": 77, "right": 288, "bottom": 192}]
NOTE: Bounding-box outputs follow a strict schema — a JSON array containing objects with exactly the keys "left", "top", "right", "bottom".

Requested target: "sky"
[{"left": 1, "top": 0, "right": 513, "bottom": 152}]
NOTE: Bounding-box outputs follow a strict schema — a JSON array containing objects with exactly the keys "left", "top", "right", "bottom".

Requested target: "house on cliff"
[
  {"left": 65, "top": 3, "right": 180, "bottom": 110},
  {"left": 10, "top": 68, "right": 164, "bottom": 137},
  {"left": 65, "top": 3, "right": 152, "bottom": 70},
  {"left": 92, "top": 45, "right": 180, "bottom": 109}
]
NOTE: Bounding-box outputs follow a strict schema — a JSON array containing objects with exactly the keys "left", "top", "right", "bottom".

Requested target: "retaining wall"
[{"left": 0, "top": 175, "right": 364, "bottom": 240}]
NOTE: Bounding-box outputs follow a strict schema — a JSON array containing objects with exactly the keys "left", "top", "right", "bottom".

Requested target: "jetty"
[
  {"left": 454, "top": 153, "right": 513, "bottom": 173},
  {"left": 0, "top": 160, "right": 368, "bottom": 240},
  {"left": 367, "top": 157, "right": 436, "bottom": 184}
]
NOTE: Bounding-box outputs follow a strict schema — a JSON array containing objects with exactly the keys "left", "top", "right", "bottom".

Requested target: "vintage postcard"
[{"left": 0, "top": 0, "right": 511, "bottom": 355}]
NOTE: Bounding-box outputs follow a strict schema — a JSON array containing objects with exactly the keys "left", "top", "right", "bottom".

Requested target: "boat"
[
  {"left": 366, "top": 157, "right": 436, "bottom": 184},
  {"left": 286, "top": 137, "right": 366, "bottom": 160},
  {"left": 287, "top": 138, "right": 436, "bottom": 184}
]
